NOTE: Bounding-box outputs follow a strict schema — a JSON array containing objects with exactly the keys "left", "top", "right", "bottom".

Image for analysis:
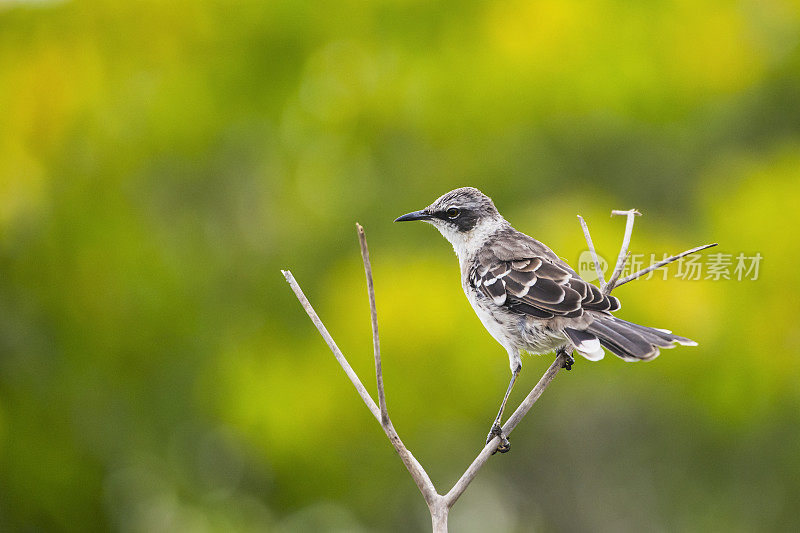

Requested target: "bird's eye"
[{"left": 446, "top": 207, "right": 460, "bottom": 219}]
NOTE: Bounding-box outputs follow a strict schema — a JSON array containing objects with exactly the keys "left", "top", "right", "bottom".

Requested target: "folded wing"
[{"left": 469, "top": 251, "right": 621, "bottom": 320}]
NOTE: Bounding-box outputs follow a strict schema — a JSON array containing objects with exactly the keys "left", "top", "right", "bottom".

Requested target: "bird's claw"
[
  {"left": 558, "top": 348, "right": 575, "bottom": 371},
  {"left": 486, "top": 424, "right": 511, "bottom": 454}
]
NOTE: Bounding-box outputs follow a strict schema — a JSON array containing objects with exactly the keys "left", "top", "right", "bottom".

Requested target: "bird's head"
[{"left": 395, "top": 187, "right": 504, "bottom": 254}]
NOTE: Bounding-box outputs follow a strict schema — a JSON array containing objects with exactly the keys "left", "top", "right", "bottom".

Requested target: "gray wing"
[{"left": 469, "top": 232, "right": 620, "bottom": 320}]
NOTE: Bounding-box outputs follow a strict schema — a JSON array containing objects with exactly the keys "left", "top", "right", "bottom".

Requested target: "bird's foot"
[
  {"left": 486, "top": 424, "right": 511, "bottom": 454},
  {"left": 558, "top": 347, "right": 575, "bottom": 371}
]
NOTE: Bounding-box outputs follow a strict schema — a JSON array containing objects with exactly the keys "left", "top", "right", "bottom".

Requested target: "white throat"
[{"left": 429, "top": 216, "right": 504, "bottom": 263}]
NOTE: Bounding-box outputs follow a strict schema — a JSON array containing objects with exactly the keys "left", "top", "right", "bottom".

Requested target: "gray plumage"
[{"left": 395, "top": 187, "right": 696, "bottom": 373}]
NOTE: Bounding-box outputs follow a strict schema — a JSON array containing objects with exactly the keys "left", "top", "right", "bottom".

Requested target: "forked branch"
[
  {"left": 580, "top": 209, "right": 717, "bottom": 295},
  {"left": 282, "top": 212, "right": 714, "bottom": 532},
  {"left": 281, "top": 268, "right": 438, "bottom": 507},
  {"left": 605, "top": 209, "right": 641, "bottom": 295}
]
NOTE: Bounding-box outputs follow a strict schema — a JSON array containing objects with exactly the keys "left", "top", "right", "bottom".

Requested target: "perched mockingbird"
[{"left": 395, "top": 187, "right": 696, "bottom": 452}]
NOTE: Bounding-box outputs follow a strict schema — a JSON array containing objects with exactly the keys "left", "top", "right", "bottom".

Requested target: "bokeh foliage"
[{"left": 1, "top": 0, "right": 799, "bottom": 531}]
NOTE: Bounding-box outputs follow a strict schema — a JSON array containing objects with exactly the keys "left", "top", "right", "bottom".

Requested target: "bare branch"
[
  {"left": 283, "top": 230, "right": 575, "bottom": 522},
  {"left": 430, "top": 505, "right": 449, "bottom": 533},
  {"left": 611, "top": 209, "right": 642, "bottom": 217},
  {"left": 353, "top": 226, "right": 441, "bottom": 511},
  {"left": 381, "top": 419, "right": 440, "bottom": 507},
  {"left": 577, "top": 215, "right": 606, "bottom": 286},
  {"left": 445, "top": 351, "right": 567, "bottom": 507},
  {"left": 605, "top": 209, "right": 641, "bottom": 295},
  {"left": 286, "top": 215, "right": 713, "bottom": 532},
  {"left": 282, "top": 269, "right": 439, "bottom": 506},
  {"left": 615, "top": 242, "right": 718, "bottom": 287},
  {"left": 356, "top": 223, "right": 388, "bottom": 425},
  {"left": 282, "top": 270, "right": 382, "bottom": 420},
  {"left": 578, "top": 210, "right": 715, "bottom": 296},
  {"left": 605, "top": 251, "right": 630, "bottom": 293}
]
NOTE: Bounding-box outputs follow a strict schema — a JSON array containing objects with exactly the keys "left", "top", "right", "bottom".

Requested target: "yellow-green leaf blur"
[{"left": 1, "top": 0, "right": 798, "bottom": 531}]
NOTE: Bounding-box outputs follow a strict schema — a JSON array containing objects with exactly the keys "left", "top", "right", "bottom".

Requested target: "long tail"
[{"left": 564, "top": 315, "right": 697, "bottom": 362}]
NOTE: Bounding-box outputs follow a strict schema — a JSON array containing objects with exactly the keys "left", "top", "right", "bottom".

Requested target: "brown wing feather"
[{"left": 470, "top": 231, "right": 620, "bottom": 318}]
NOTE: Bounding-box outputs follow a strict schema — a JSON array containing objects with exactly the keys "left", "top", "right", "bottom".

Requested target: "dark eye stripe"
[{"left": 430, "top": 208, "right": 479, "bottom": 231}]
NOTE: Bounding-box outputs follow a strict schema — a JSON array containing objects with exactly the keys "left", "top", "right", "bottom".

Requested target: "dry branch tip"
[{"left": 611, "top": 208, "right": 642, "bottom": 217}]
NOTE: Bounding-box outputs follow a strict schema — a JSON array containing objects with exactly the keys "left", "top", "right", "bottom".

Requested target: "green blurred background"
[{"left": 1, "top": 0, "right": 799, "bottom": 531}]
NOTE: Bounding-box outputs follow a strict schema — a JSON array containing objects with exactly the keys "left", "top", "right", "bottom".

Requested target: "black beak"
[{"left": 394, "top": 209, "right": 431, "bottom": 222}]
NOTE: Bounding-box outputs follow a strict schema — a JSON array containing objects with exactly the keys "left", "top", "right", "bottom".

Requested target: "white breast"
[{"left": 463, "top": 282, "right": 518, "bottom": 351}]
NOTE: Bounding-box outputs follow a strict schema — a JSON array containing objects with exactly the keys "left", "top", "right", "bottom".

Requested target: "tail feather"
[
  {"left": 586, "top": 320, "right": 655, "bottom": 361},
  {"left": 566, "top": 315, "right": 696, "bottom": 362},
  {"left": 563, "top": 327, "right": 605, "bottom": 361},
  {"left": 615, "top": 317, "right": 697, "bottom": 347}
]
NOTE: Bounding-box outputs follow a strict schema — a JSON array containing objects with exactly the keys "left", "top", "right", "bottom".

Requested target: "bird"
[{"left": 395, "top": 187, "right": 697, "bottom": 452}]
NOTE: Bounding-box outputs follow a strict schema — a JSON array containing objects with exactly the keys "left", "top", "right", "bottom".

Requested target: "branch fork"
[{"left": 282, "top": 213, "right": 716, "bottom": 532}]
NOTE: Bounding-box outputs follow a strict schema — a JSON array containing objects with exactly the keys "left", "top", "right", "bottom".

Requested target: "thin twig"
[
  {"left": 357, "top": 223, "right": 388, "bottom": 425},
  {"left": 281, "top": 270, "right": 381, "bottom": 420},
  {"left": 605, "top": 209, "right": 641, "bottom": 295},
  {"left": 611, "top": 209, "right": 642, "bottom": 217},
  {"left": 605, "top": 251, "right": 630, "bottom": 292},
  {"left": 577, "top": 215, "right": 606, "bottom": 286},
  {"left": 355, "top": 225, "right": 444, "bottom": 520},
  {"left": 445, "top": 351, "right": 566, "bottom": 507},
  {"left": 615, "top": 242, "right": 718, "bottom": 287},
  {"left": 282, "top": 268, "right": 439, "bottom": 506}
]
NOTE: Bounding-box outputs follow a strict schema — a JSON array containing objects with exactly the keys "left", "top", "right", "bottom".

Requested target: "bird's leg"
[
  {"left": 485, "top": 364, "right": 520, "bottom": 454},
  {"left": 558, "top": 346, "right": 575, "bottom": 370}
]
